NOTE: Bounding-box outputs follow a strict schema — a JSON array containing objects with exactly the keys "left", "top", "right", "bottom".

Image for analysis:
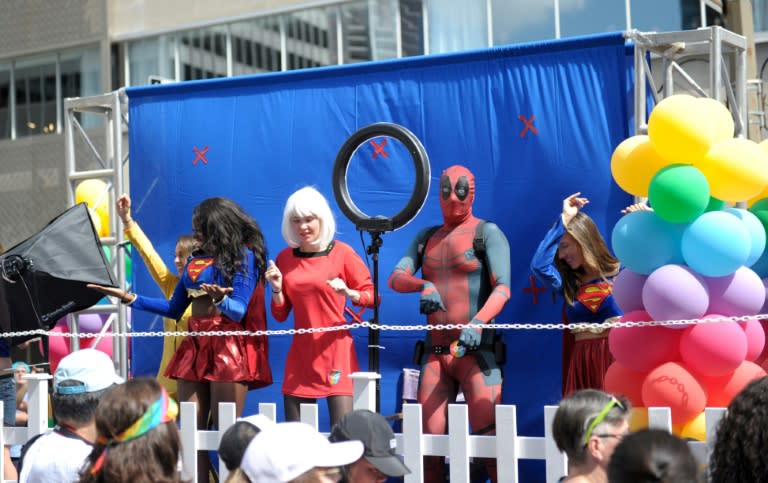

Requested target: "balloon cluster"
[
  {"left": 606, "top": 94, "right": 768, "bottom": 440},
  {"left": 46, "top": 313, "right": 122, "bottom": 373},
  {"left": 75, "top": 179, "right": 110, "bottom": 237}
]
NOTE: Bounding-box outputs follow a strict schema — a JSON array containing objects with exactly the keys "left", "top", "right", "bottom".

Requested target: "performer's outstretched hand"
[
  {"left": 419, "top": 281, "right": 446, "bottom": 314},
  {"left": 562, "top": 192, "right": 589, "bottom": 226},
  {"left": 200, "top": 283, "right": 233, "bottom": 303},
  {"left": 87, "top": 283, "right": 135, "bottom": 303},
  {"left": 458, "top": 323, "right": 482, "bottom": 350}
]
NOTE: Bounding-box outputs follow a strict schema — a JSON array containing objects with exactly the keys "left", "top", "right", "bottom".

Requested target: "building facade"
[{"left": 0, "top": 0, "right": 759, "bottom": 244}]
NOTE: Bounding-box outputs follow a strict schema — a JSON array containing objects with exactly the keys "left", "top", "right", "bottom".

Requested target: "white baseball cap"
[
  {"left": 241, "top": 422, "right": 363, "bottom": 482},
  {"left": 53, "top": 348, "right": 124, "bottom": 394}
]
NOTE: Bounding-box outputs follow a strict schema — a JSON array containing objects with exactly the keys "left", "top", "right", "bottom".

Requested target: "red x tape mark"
[
  {"left": 518, "top": 114, "right": 539, "bottom": 137},
  {"left": 192, "top": 146, "right": 209, "bottom": 165},
  {"left": 370, "top": 139, "right": 389, "bottom": 159},
  {"left": 523, "top": 274, "right": 547, "bottom": 304}
]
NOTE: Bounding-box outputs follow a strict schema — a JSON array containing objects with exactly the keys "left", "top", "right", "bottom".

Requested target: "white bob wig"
[{"left": 280, "top": 186, "right": 336, "bottom": 248}]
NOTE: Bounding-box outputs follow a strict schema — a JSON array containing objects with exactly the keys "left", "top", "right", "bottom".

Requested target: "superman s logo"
[{"left": 576, "top": 282, "right": 611, "bottom": 313}]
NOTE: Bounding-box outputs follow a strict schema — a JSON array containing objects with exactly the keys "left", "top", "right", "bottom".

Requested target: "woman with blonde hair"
[
  {"left": 531, "top": 193, "right": 622, "bottom": 395},
  {"left": 265, "top": 186, "right": 375, "bottom": 425}
]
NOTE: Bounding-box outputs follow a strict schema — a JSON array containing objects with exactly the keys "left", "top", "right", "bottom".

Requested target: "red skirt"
[
  {"left": 563, "top": 334, "right": 613, "bottom": 396},
  {"left": 164, "top": 314, "right": 272, "bottom": 390}
]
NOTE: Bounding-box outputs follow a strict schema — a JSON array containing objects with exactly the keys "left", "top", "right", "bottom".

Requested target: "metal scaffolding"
[
  {"left": 628, "top": 25, "right": 748, "bottom": 138},
  {"left": 63, "top": 90, "right": 130, "bottom": 379}
]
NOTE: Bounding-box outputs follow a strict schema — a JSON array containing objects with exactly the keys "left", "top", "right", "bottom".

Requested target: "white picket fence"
[{"left": 0, "top": 372, "right": 726, "bottom": 483}]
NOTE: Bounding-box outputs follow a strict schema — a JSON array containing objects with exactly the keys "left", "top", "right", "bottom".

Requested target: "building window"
[{"left": 0, "top": 46, "right": 100, "bottom": 140}]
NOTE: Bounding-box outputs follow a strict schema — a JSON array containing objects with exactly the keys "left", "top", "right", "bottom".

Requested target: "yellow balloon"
[
  {"left": 648, "top": 94, "right": 724, "bottom": 164},
  {"left": 697, "top": 97, "right": 734, "bottom": 141},
  {"left": 628, "top": 407, "right": 648, "bottom": 432},
  {"left": 610, "top": 135, "right": 670, "bottom": 197},
  {"left": 75, "top": 179, "right": 110, "bottom": 237},
  {"left": 678, "top": 411, "right": 706, "bottom": 441},
  {"left": 88, "top": 210, "right": 102, "bottom": 236},
  {"left": 696, "top": 138, "right": 768, "bottom": 202}
]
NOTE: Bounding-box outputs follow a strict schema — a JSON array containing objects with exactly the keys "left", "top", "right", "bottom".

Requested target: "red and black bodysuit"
[{"left": 388, "top": 165, "right": 511, "bottom": 483}]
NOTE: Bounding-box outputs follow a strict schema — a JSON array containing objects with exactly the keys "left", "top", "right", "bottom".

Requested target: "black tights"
[{"left": 284, "top": 394, "right": 352, "bottom": 427}]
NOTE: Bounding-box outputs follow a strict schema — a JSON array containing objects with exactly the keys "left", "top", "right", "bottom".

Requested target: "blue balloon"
[
  {"left": 750, "top": 249, "right": 768, "bottom": 278},
  {"left": 682, "top": 211, "right": 750, "bottom": 277},
  {"left": 611, "top": 211, "right": 685, "bottom": 275},
  {"left": 724, "top": 208, "right": 766, "bottom": 267}
]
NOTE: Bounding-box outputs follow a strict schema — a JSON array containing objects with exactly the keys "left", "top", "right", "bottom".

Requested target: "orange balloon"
[
  {"left": 604, "top": 361, "right": 647, "bottom": 406},
  {"left": 699, "top": 360, "right": 767, "bottom": 407},
  {"left": 628, "top": 407, "right": 648, "bottom": 432},
  {"left": 678, "top": 411, "right": 707, "bottom": 441},
  {"left": 642, "top": 362, "right": 706, "bottom": 424}
]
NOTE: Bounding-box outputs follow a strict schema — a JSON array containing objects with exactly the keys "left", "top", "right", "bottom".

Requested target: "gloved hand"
[
  {"left": 419, "top": 282, "right": 446, "bottom": 314},
  {"left": 458, "top": 321, "right": 482, "bottom": 350}
]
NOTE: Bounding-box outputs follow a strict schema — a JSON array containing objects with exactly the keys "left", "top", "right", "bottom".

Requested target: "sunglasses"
[{"left": 582, "top": 395, "right": 625, "bottom": 447}]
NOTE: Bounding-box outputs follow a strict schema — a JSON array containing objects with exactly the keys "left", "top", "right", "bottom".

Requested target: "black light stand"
[{"left": 332, "top": 122, "right": 431, "bottom": 411}]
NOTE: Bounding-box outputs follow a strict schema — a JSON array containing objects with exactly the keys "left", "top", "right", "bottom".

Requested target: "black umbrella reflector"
[{"left": 0, "top": 203, "right": 117, "bottom": 341}]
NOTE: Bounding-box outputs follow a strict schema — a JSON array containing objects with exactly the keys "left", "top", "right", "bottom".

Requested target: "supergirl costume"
[
  {"left": 130, "top": 249, "right": 271, "bottom": 388},
  {"left": 123, "top": 221, "right": 190, "bottom": 397},
  {"left": 271, "top": 240, "right": 374, "bottom": 398},
  {"left": 531, "top": 216, "right": 621, "bottom": 396}
]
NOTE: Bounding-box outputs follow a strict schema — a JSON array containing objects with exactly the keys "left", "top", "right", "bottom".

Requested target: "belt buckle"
[{"left": 449, "top": 340, "right": 466, "bottom": 358}]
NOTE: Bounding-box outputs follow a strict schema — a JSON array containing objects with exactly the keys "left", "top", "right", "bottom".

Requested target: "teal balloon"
[
  {"left": 705, "top": 196, "right": 726, "bottom": 212},
  {"left": 682, "top": 211, "right": 750, "bottom": 277},
  {"left": 724, "top": 208, "right": 766, "bottom": 266},
  {"left": 612, "top": 211, "right": 685, "bottom": 275},
  {"left": 648, "top": 164, "right": 710, "bottom": 223}
]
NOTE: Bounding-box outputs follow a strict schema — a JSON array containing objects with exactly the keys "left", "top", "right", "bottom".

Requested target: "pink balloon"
[
  {"left": 46, "top": 325, "right": 71, "bottom": 374},
  {"left": 609, "top": 310, "right": 681, "bottom": 372},
  {"left": 680, "top": 316, "right": 747, "bottom": 376},
  {"left": 642, "top": 264, "right": 709, "bottom": 326},
  {"left": 642, "top": 362, "right": 706, "bottom": 424},
  {"left": 612, "top": 269, "right": 648, "bottom": 313},
  {"left": 77, "top": 313, "right": 104, "bottom": 334},
  {"left": 82, "top": 334, "right": 114, "bottom": 357},
  {"left": 706, "top": 266, "right": 766, "bottom": 316},
  {"left": 740, "top": 319, "right": 766, "bottom": 361}
]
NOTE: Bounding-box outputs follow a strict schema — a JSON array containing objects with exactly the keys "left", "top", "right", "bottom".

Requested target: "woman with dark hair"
[
  {"left": 552, "top": 389, "right": 631, "bottom": 483},
  {"left": 608, "top": 428, "right": 701, "bottom": 483},
  {"left": 531, "top": 193, "right": 622, "bottom": 395},
  {"left": 78, "top": 378, "right": 184, "bottom": 483},
  {"left": 709, "top": 376, "right": 768, "bottom": 483},
  {"left": 90, "top": 197, "right": 272, "bottom": 481}
]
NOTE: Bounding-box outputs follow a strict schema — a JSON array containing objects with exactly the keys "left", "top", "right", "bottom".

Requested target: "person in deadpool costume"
[{"left": 388, "top": 164, "right": 511, "bottom": 483}]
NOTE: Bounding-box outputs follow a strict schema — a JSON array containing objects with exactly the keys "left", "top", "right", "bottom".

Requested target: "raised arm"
[{"left": 117, "top": 194, "right": 178, "bottom": 296}]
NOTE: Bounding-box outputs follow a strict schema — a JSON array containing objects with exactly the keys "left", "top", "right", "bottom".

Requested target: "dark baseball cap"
[{"left": 330, "top": 409, "right": 411, "bottom": 477}]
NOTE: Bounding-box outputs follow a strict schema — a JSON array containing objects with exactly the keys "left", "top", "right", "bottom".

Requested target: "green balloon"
[
  {"left": 750, "top": 198, "right": 768, "bottom": 213},
  {"left": 704, "top": 196, "right": 726, "bottom": 212},
  {"left": 648, "top": 164, "right": 710, "bottom": 223}
]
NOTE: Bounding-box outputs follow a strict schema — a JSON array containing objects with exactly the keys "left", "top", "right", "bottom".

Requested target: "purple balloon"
[
  {"left": 642, "top": 264, "right": 709, "bottom": 325},
  {"left": 77, "top": 313, "right": 104, "bottom": 333},
  {"left": 612, "top": 269, "right": 648, "bottom": 313},
  {"left": 706, "top": 266, "right": 766, "bottom": 316}
]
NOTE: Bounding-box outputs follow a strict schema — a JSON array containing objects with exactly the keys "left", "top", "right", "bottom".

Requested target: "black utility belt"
[{"left": 428, "top": 344, "right": 493, "bottom": 354}]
